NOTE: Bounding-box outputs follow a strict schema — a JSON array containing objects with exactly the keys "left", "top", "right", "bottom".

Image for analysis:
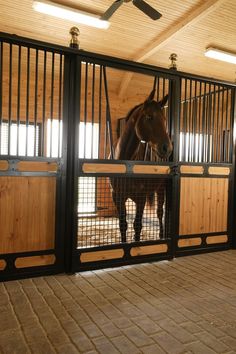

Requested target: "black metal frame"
[{"left": 0, "top": 31, "right": 235, "bottom": 280}]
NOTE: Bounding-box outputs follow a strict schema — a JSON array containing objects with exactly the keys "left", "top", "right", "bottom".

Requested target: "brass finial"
[
  {"left": 169, "top": 53, "right": 178, "bottom": 70},
  {"left": 69, "top": 26, "right": 80, "bottom": 49}
]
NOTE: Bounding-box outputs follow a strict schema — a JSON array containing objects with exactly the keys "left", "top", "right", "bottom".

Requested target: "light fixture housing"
[
  {"left": 205, "top": 47, "right": 236, "bottom": 65},
  {"left": 33, "top": 0, "right": 110, "bottom": 29}
]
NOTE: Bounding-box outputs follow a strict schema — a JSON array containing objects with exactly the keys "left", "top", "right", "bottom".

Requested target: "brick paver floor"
[{"left": 1, "top": 250, "right": 236, "bottom": 353}]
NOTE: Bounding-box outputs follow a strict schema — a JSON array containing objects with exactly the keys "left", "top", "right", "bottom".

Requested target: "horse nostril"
[{"left": 162, "top": 143, "right": 168, "bottom": 154}]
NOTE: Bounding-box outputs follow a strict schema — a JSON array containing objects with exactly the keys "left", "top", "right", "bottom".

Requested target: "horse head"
[{"left": 135, "top": 90, "right": 173, "bottom": 159}]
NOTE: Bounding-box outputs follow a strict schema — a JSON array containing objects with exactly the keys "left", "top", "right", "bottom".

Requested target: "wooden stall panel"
[
  {"left": 17, "top": 161, "right": 58, "bottom": 173},
  {"left": 0, "top": 161, "right": 9, "bottom": 171},
  {"left": 0, "top": 260, "right": 6, "bottom": 270},
  {"left": 15, "top": 255, "right": 56, "bottom": 268},
  {"left": 0, "top": 176, "right": 56, "bottom": 253},
  {"left": 179, "top": 177, "right": 228, "bottom": 235}
]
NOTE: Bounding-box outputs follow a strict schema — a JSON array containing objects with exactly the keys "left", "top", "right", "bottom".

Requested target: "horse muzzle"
[{"left": 151, "top": 141, "right": 173, "bottom": 159}]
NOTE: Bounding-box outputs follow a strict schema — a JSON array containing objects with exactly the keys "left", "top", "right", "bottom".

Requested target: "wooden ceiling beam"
[{"left": 118, "top": 0, "right": 227, "bottom": 98}]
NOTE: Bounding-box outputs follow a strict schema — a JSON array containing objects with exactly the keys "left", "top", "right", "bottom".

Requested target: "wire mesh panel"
[
  {"left": 77, "top": 175, "right": 172, "bottom": 248},
  {"left": 0, "top": 41, "right": 64, "bottom": 158},
  {"left": 179, "top": 78, "right": 234, "bottom": 163}
]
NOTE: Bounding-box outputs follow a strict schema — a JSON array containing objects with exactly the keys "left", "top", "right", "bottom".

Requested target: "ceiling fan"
[{"left": 100, "top": 0, "right": 162, "bottom": 21}]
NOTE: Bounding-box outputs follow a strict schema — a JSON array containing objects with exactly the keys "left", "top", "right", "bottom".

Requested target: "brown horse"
[{"left": 110, "top": 89, "right": 172, "bottom": 243}]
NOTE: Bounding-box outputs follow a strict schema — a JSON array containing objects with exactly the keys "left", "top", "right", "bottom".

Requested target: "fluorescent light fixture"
[
  {"left": 33, "top": 0, "right": 110, "bottom": 29},
  {"left": 205, "top": 47, "right": 236, "bottom": 65}
]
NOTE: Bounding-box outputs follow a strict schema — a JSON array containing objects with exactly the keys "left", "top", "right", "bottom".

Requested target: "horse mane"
[{"left": 125, "top": 103, "right": 142, "bottom": 122}]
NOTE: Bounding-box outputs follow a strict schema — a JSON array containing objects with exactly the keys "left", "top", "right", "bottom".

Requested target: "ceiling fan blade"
[
  {"left": 132, "top": 0, "right": 162, "bottom": 20},
  {"left": 100, "top": 0, "right": 124, "bottom": 21}
]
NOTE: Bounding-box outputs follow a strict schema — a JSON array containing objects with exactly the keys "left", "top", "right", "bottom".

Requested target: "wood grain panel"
[
  {"left": 17, "top": 161, "right": 58, "bottom": 172},
  {"left": 130, "top": 244, "right": 168, "bottom": 256},
  {"left": 0, "top": 260, "right": 6, "bottom": 270},
  {"left": 208, "top": 167, "right": 230, "bottom": 175},
  {"left": 178, "top": 238, "right": 202, "bottom": 248},
  {"left": 0, "top": 161, "right": 9, "bottom": 171},
  {"left": 180, "top": 165, "right": 204, "bottom": 174},
  {"left": 0, "top": 176, "right": 56, "bottom": 253},
  {"left": 80, "top": 249, "right": 124, "bottom": 263},
  {"left": 15, "top": 254, "right": 56, "bottom": 268},
  {"left": 206, "top": 235, "right": 228, "bottom": 244},
  {"left": 179, "top": 177, "right": 228, "bottom": 235},
  {"left": 82, "top": 163, "right": 126, "bottom": 174},
  {"left": 133, "top": 165, "right": 170, "bottom": 174}
]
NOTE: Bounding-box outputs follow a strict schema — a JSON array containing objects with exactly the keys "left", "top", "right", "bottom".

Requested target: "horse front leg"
[
  {"left": 133, "top": 196, "right": 146, "bottom": 242},
  {"left": 112, "top": 192, "right": 127, "bottom": 243},
  {"left": 157, "top": 190, "right": 165, "bottom": 239}
]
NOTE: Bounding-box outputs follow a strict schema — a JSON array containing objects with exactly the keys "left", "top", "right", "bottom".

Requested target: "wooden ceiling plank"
[{"left": 118, "top": 0, "right": 227, "bottom": 98}]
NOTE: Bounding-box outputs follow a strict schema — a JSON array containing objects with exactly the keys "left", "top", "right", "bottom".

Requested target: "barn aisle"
[{"left": 1, "top": 251, "right": 236, "bottom": 354}]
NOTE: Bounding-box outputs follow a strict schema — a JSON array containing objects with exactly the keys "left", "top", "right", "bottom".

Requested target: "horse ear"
[
  {"left": 147, "top": 89, "right": 156, "bottom": 101},
  {"left": 144, "top": 89, "right": 155, "bottom": 107},
  {"left": 159, "top": 94, "right": 168, "bottom": 108}
]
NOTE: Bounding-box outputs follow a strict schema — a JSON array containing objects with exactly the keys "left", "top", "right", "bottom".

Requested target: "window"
[
  {"left": 78, "top": 122, "right": 99, "bottom": 158},
  {"left": 78, "top": 122, "right": 99, "bottom": 214},
  {"left": 179, "top": 132, "right": 213, "bottom": 163},
  {"left": 46, "top": 119, "right": 63, "bottom": 158},
  {"left": 0, "top": 121, "right": 41, "bottom": 156}
]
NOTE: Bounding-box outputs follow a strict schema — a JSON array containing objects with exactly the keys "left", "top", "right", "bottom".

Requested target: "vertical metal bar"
[
  {"left": 229, "top": 89, "right": 234, "bottom": 162},
  {"left": 225, "top": 88, "right": 229, "bottom": 161},
  {"left": 16, "top": 45, "right": 21, "bottom": 156},
  {"left": 98, "top": 65, "right": 102, "bottom": 158},
  {"left": 207, "top": 84, "right": 212, "bottom": 162},
  {"left": 229, "top": 87, "right": 236, "bottom": 248},
  {"left": 26, "top": 47, "right": 30, "bottom": 156},
  {"left": 192, "top": 81, "right": 197, "bottom": 162},
  {"left": 103, "top": 66, "right": 114, "bottom": 159},
  {"left": 216, "top": 85, "right": 221, "bottom": 162},
  {"left": 220, "top": 88, "right": 225, "bottom": 161},
  {"left": 157, "top": 76, "right": 160, "bottom": 101},
  {"left": 198, "top": 82, "right": 202, "bottom": 162},
  {"left": 211, "top": 85, "right": 216, "bottom": 162},
  {"left": 153, "top": 76, "right": 157, "bottom": 99},
  {"left": 182, "top": 78, "right": 187, "bottom": 161},
  {"left": 34, "top": 49, "right": 38, "bottom": 157},
  {"left": 171, "top": 76, "right": 181, "bottom": 164},
  {"left": 202, "top": 82, "right": 207, "bottom": 162},
  {"left": 50, "top": 52, "right": 55, "bottom": 158},
  {"left": 188, "top": 79, "right": 192, "bottom": 162},
  {"left": 162, "top": 78, "right": 166, "bottom": 100},
  {"left": 41, "top": 50, "right": 47, "bottom": 156},
  {"left": 58, "top": 53, "right": 63, "bottom": 158},
  {"left": 0, "top": 42, "right": 2, "bottom": 154},
  {"left": 91, "top": 63, "right": 95, "bottom": 158},
  {"left": 83, "top": 62, "right": 88, "bottom": 158},
  {"left": 8, "top": 44, "right": 12, "bottom": 155},
  {"left": 167, "top": 79, "right": 171, "bottom": 140}
]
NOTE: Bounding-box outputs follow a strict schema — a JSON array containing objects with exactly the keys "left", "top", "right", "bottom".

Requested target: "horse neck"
[{"left": 115, "top": 119, "right": 140, "bottom": 160}]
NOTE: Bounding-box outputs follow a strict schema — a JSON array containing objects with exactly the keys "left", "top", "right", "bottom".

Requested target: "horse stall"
[
  {"left": 0, "top": 34, "right": 65, "bottom": 280},
  {"left": 0, "top": 32, "right": 235, "bottom": 279}
]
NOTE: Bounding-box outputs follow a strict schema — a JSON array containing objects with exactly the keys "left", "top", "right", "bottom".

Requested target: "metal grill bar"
[
  {"left": 25, "top": 47, "right": 30, "bottom": 155},
  {"left": 50, "top": 52, "right": 55, "bottom": 158},
  {"left": 98, "top": 65, "right": 102, "bottom": 158},
  {"left": 16, "top": 45, "right": 21, "bottom": 156},
  {"left": 42, "top": 50, "right": 47, "bottom": 156},
  {"left": 34, "top": 49, "right": 39, "bottom": 157},
  {"left": 8, "top": 44, "right": 12, "bottom": 154},
  {"left": 0, "top": 42, "right": 2, "bottom": 152},
  {"left": 58, "top": 54, "right": 63, "bottom": 158}
]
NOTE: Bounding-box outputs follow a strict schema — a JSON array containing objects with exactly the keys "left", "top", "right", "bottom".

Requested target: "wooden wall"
[
  {"left": 0, "top": 175, "right": 56, "bottom": 254},
  {"left": 179, "top": 177, "right": 228, "bottom": 235}
]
